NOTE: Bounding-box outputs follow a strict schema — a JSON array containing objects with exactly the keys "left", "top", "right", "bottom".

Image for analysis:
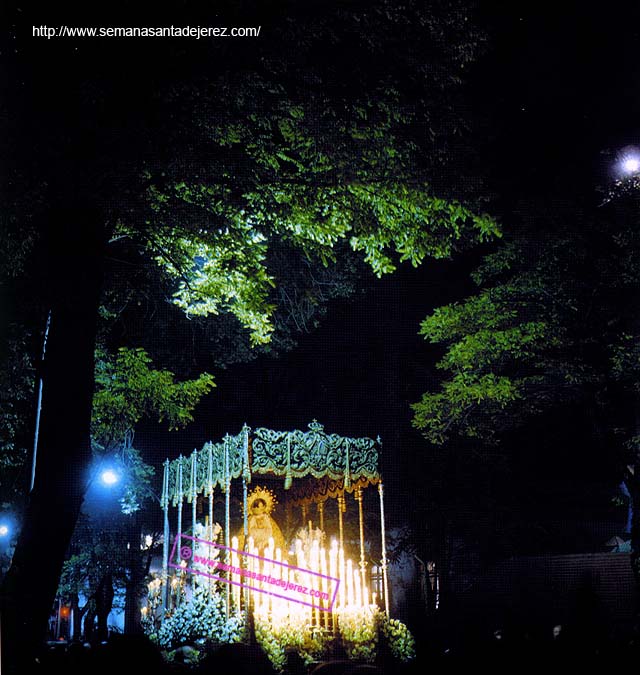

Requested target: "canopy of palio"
[{"left": 163, "top": 420, "right": 381, "bottom": 507}]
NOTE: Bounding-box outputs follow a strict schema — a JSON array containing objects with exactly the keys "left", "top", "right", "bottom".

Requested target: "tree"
[
  {"left": 2, "top": 1, "right": 496, "bottom": 667},
  {"left": 0, "top": 194, "right": 43, "bottom": 508},
  {"left": 57, "top": 346, "right": 214, "bottom": 640},
  {"left": 412, "top": 213, "right": 596, "bottom": 445},
  {"left": 57, "top": 513, "right": 153, "bottom": 643},
  {"left": 99, "top": 237, "right": 370, "bottom": 376},
  {"left": 411, "top": 183, "right": 640, "bottom": 606},
  {"left": 91, "top": 347, "right": 214, "bottom": 454}
]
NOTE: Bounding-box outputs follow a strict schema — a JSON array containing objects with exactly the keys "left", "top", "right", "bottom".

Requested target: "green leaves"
[
  {"left": 611, "top": 333, "right": 640, "bottom": 392},
  {"left": 348, "top": 184, "right": 499, "bottom": 275},
  {"left": 380, "top": 616, "right": 416, "bottom": 662},
  {"left": 336, "top": 607, "right": 380, "bottom": 663},
  {"left": 413, "top": 374, "right": 522, "bottom": 444},
  {"left": 115, "top": 7, "right": 497, "bottom": 348},
  {"left": 420, "top": 292, "right": 515, "bottom": 342},
  {"left": 412, "top": 227, "right": 590, "bottom": 445},
  {"left": 439, "top": 322, "right": 549, "bottom": 371},
  {"left": 157, "top": 230, "right": 277, "bottom": 346},
  {"left": 92, "top": 347, "right": 215, "bottom": 449},
  {"left": 139, "top": 176, "right": 498, "bottom": 346}
]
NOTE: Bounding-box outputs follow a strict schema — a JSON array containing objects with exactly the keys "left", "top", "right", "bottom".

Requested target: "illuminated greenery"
[
  {"left": 336, "top": 606, "right": 380, "bottom": 662},
  {"left": 1, "top": 2, "right": 498, "bottom": 658},
  {"left": 127, "top": 178, "right": 497, "bottom": 346},
  {"left": 413, "top": 181, "right": 640, "bottom": 448},
  {"left": 91, "top": 347, "right": 215, "bottom": 451},
  {"left": 110, "top": 1, "right": 497, "bottom": 346},
  {"left": 412, "top": 228, "right": 598, "bottom": 444},
  {"left": 253, "top": 611, "right": 330, "bottom": 672},
  {"left": 253, "top": 607, "right": 415, "bottom": 671},
  {"left": 380, "top": 616, "right": 416, "bottom": 662}
]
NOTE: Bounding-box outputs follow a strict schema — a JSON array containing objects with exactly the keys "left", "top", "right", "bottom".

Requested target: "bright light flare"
[
  {"left": 100, "top": 469, "right": 119, "bottom": 486},
  {"left": 616, "top": 146, "right": 640, "bottom": 177},
  {"left": 0, "top": 525, "right": 9, "bottom": 537}
]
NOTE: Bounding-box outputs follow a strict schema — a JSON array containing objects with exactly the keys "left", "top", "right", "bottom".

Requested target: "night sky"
[
  {"left": 4, "top": 2, "right": 640, "bottom": 555},
  {"left": 131, "top": 2, "right": 640, "bottom": 554}
]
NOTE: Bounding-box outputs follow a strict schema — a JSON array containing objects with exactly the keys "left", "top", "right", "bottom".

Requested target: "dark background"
[
  {"left": 3, "top": 0, "right": 640, "bottom": 567},
  {"left": 131, "top": 1, "right": 640, "bottom": 557}
]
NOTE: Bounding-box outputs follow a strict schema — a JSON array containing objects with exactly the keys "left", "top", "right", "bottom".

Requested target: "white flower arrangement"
[{"left": 146, "top": 582, "right": 245, "bottom": 650}]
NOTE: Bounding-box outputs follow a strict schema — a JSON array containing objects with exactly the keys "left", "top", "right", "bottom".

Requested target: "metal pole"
[
  {"left": 242, "top": 427, "right": 250, "bottom": 616},
  {"left": 243, "top": 480, "right": 248, "bottom": 539},
  {"left": 355, "top": 487, "right": 366, "bottom": 595},
  {"left": 224, "top": 437, "right": 231, "bottom": 619},
  {"left": 176, "top": 458, "right": 183, "bottom": 608},
  {"left": 337, "top": 494, "right": 345, "bottom": 552},
  {"left": 208, "top": 443, "right": 214, "bottom": 595},
  {"left": 191, "top": 451, "right": 197, "bottom": 557},
  {"left": 162, "top": 460, "right": 170, "bottom": 611},
  {"left": 177, "top": 458, "right": 183, "bottom": 561},
  {"left": 378, "top": 482, "right": 390, "bottom": 616}
]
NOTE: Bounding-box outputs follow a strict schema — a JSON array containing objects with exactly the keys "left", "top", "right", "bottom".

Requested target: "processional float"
[{"left": 147, "top": 421, "right": 406, "bottom": 665}]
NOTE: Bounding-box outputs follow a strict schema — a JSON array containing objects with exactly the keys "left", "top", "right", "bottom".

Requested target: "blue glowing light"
[
  {"left": 100, "top": 469, "right": 119, "bottom": 486},
  {"left": 622, "top": 156, "right": 640, "bottom": 174}
]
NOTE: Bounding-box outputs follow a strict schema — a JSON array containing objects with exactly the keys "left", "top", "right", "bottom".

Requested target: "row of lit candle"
[
  {"left": 146, "top": 532, "right": 376, "bottom": 628},
  {"left": 218, "top": 533, "right": 373, "bottom": 627}
]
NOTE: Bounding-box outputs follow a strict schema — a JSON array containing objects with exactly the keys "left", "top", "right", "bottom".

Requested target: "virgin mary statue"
[{"left": 237, "top": 486, "right": 285, "bottom": 555}]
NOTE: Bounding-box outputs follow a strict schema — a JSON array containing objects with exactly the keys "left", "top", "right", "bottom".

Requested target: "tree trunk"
[
  {"left": 95, "top": 574, "right": 114, "bottom": 643},
  {"left": 0, "top": 208, "right": 106, "bottom": 672},
  {"left": 124, "top": 579, "right": 141, "bottom": 635},
  {"left": 124, "top": 516, "right": 144, "bottom": 635},
  {"left": 70, "top": 593, "right": 89, "bottom": 643},
  {"left": 70, "top": 593, "right": 79, "bottom": 642},
  {"left": 84, "top": 605, "right": 96, "bottom": 644}
]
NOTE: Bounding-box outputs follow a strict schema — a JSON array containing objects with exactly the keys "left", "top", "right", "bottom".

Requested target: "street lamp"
[
  {"left": 617, "top": 146, "right": 640, "bottom": 177},
  {"left": 100, "top": 469, "right": 119, "bottom": 487}
]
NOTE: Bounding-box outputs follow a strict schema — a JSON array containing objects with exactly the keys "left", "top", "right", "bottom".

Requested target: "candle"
[
  {"left": 320, "top": 546, "right": 328, "bottom": 626},
  {"left": 320, "top": 547, "right": 328, "bottom": 599},
  {"left": 247, "top": 538, "right": 257, "bottom": 610},
  {"left": 310, "top": 541, "right": 319, "bottom": 577},
  {"left": 354, "top": 566, "right": 362, "bottom": 608},
  {"left": 231, "top": 536, "right": 240, "bottom": 610},
  {"left": 310, "top": 540, "right": 319, "bottom": 625},
  {"left": 264, "top": 541, "right": 274, "bottom": 613},
  {"left": 346, "top": 559, "right": 354, "bottom": 607},
  {"left": 282, "top": 566, "right": 291, "bottom": 619},
  {"left": 329, "top": 540, "right": 337, "bottom": 589},
  {"left": 338, "top": 547, "right": 346, "bottom": 608},
  {"left": 295, "top": 539, "right": 303, "bottom": 566}
]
